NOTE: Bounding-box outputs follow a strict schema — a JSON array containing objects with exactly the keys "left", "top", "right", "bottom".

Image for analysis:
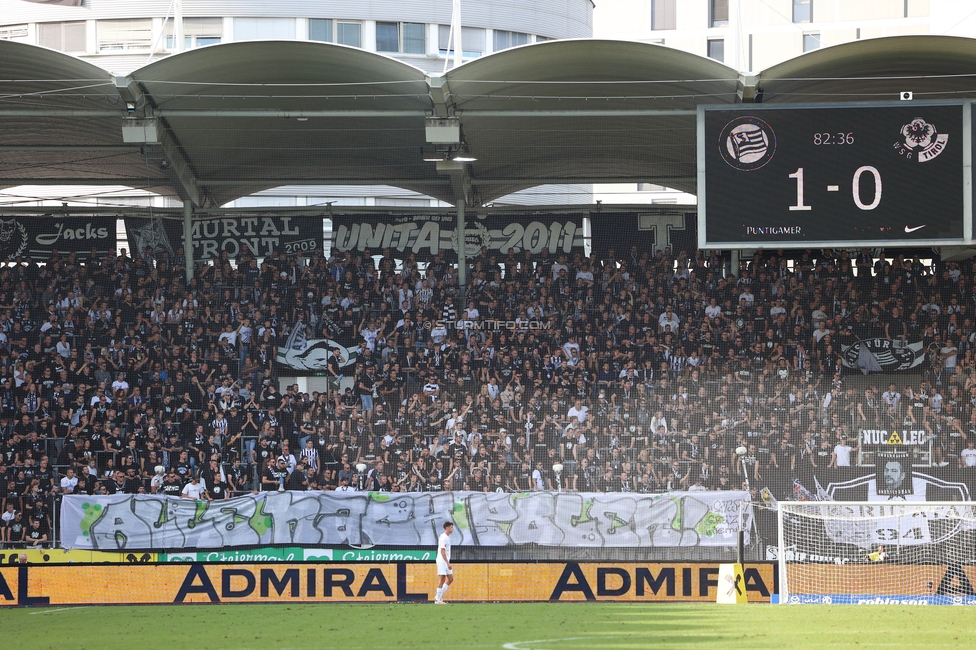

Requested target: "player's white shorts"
[{"left": 436, "top": 560, "right": 452, "bottom": 576}]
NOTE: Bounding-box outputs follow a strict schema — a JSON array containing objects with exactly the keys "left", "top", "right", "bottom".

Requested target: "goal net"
[{"left": 777, "top": 502, "right": 976, "bottom": 605}]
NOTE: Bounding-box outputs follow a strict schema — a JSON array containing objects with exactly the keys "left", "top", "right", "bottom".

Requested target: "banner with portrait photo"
[{"left": 875, "top": 449, "right": 913, "bottom": 497}]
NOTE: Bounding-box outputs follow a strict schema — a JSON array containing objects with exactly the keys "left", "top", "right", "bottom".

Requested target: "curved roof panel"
[
  {"left": 440, "top": 40, "right": 740, "bottom": 199},
  {"left": 4, "top": 36, "right": 976, "bottom": 206},
  {"left": 0, "top": 41, "right": 164, "bottom": 191},
  {"left": 758, "top": 35, "right": 976, "bottom": 103},
  {"left": 124, "top": 41, "right": 439, "bottom": 205}
]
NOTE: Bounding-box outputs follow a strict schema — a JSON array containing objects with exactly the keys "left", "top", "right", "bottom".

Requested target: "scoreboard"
[{"left": 698, "top": 101, "right": 969, "bottom": 248}]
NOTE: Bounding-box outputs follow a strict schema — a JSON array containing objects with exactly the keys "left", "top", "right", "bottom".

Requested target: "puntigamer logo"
[{"left": 718, "top": 115, "right": 776, "bottom": 171}]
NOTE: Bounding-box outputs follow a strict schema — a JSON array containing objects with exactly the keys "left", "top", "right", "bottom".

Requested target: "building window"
[
  {"left": 652, "top": 0, "right": 676, "bottom": 30},
  {"left": 38, "top": 22, "right": 86, "bottom": 52},
  {"left": 309, "top": 18, "right": 332, "bottom": 42},
  {"left": 707, "top": 38, "right": 724, "bottom": 62},
  {"left": 710, "top": 0, "right": 729, "bottom": 27},
  {"left": 793, "top": 0, "right": 812, "bottom": 23},
  {"left": 0, "top": 24, "right": 28, "bottom": 40},
  {"left": 376, "top": 22, "right": 425, "bottom": 54},
  {"left": 336, "top": 21, "right": 361, "bottom": 47},
  {"left": 493, "top": 30, "right": 529, "bottom": 52},
  {"left": 638, "top": 183, "right": 667, "bottom": 192},
  {"left": 803, "top": 33, "right": 821, "bottom": 52},
  {"left": 165, "top": 18, "right": 222, "bottom": 50},
  {"left": 234, "top": 18, "right": 296, "bottom": 41},
  {"left": 97, "top": 19, "right": 153, "bottom": 52},
  {"left": 438, "top": 25, "right": 485, "bottom": 58},
  {"left": 535, "top": 35, "right": 552, "bottom": 42}
]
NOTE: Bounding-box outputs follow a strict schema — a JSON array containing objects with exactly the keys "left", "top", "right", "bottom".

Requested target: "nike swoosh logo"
[{"left": 904, "top": 225, "right": 926, "bottom": 233}]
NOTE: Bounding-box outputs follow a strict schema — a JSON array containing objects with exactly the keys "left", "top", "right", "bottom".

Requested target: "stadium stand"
[{"left": 1, "top": 244, "right": 976, "bottom": 548}]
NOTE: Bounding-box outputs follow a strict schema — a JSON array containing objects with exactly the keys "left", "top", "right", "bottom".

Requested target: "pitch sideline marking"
[
  {"left": 29, "top": 606, "right": 92, "bottom": 615},
  {"left": 503, "top": 638, "right": 587, "bottom": 650}
]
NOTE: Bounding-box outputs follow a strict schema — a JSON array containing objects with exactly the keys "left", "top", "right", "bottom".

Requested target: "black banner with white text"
[
  {"left": 330, "top": 212, "right": 585, "bottom": 261},
  {"left": 0, "top": 217, "right": 116, "bottom": 261},
  {"left": 125, "top": 216, "right": 322, "bottom": 261}
]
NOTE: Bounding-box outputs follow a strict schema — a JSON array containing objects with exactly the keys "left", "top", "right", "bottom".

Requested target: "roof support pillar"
[
  {"left": 183, "top": 202, "right": 194, "bottom": 283},
  {"left": 456, "top": 197, "right": 466, "bottom": 306}
]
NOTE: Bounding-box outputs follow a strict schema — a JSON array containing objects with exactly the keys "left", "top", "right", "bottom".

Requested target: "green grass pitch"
[{"left": 1, "top": 602, "right": 972, "bottom": 649}]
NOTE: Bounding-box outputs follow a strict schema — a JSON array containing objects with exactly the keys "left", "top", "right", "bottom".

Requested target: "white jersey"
[
  {"left": 962, "top": 448, "right": 976, "bottom": 467},
  {"left": 833, "top": 444, "right": 852, "bottom": 467},
  {"left": 437, "top": 531, "right": 452, "bottom": 563}
]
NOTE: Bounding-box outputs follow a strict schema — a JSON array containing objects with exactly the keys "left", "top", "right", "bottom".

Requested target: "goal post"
[{"left": 777, "top": 502, "right": 976, "bottom": 605}]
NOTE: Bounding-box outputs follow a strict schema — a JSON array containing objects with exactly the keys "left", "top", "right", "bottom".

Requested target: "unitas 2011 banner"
[{"left": 330, "top": 213, "right": 585, "bottom": 260}]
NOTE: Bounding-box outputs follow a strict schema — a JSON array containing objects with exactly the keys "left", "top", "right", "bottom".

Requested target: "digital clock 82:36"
[{"left": 813, "top": 132, "right": 854, "bottom": 145}]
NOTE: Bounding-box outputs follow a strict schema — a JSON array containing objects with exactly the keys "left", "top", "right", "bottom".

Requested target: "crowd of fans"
[{"left": 2, "top": 241, "right": 976, "bottom": 548}]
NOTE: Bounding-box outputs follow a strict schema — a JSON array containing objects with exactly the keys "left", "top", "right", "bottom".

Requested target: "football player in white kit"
[{"left": 434, "top": 521, "right": 454, "bottom": 604}]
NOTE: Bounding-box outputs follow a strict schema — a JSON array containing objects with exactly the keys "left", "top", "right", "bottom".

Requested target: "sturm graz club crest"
[
  {"left": 841, "top": 339, "right": 925, "bottom": 372},
  {"left": 451, "top": 222, "right": 492, "bottom": 256},
  {"left": 894, "top": 117, "right": 948, "bottom": 162},
  {"left": 718, "top": 116, "right": 776, "bottom": 171},
  {"left": 0, "top": 219, "right": 28, "bottom": 261}
]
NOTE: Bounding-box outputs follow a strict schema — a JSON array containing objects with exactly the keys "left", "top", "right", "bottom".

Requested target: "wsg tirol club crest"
[
  {"left": 894, "top": 118, "right": 948, "bottom": 162},
  {"left": 718, "top": 116, "right": 776, "bottom": 171}
]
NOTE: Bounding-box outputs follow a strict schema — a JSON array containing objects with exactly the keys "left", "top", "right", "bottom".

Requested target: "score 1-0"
[{"left": 788, "top": 166, "right": 881, "bottom": 212}]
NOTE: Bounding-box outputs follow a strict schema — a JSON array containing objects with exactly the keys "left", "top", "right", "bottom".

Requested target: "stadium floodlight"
[
  {"left": 777, "top": 502, "right": 976, "bottom": 605},
  {"left": 451, "top": 143, "right": 477, "bottom": 162}
]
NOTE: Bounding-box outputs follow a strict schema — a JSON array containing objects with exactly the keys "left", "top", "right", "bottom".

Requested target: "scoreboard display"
[{"left": 698, "top": 102, "right": 968, "bottom": 248}]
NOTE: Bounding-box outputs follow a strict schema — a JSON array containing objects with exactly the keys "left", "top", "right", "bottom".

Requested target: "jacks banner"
[
  {"left": 60, "top": 491, "right": 751, "bottom": 551},
  {"left": 0, "top": 217, "right": 116, "bottom": 261}
]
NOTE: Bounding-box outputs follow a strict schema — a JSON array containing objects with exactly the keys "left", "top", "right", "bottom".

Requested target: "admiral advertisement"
[
  {"left": 0, "top": 562, "right": 776, "bottom": 606},
  {"left": 782, "top": 564, "right": 976, "bottom": 605},
  {"left": 124, "top": 216, "right": 322, "bottom": 261},
  {"left": 0, "top": 217, "right": 116, "bottom": 261},
  {"left": 330, "top": 212, "right": 585, "bottom": 260}
]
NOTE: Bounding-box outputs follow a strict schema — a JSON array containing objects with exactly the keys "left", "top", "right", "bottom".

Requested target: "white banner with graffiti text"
[{"left": 60, "top": 491, "right": 751, "bottom": 551}]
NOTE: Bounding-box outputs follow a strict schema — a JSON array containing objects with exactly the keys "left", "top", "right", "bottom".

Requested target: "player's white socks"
[
  {"left": 435, "top": 586, "right": 444, "bottom": 602},
  {"left": 440, "top": 583, "right": 450, "bottom": 600}
]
